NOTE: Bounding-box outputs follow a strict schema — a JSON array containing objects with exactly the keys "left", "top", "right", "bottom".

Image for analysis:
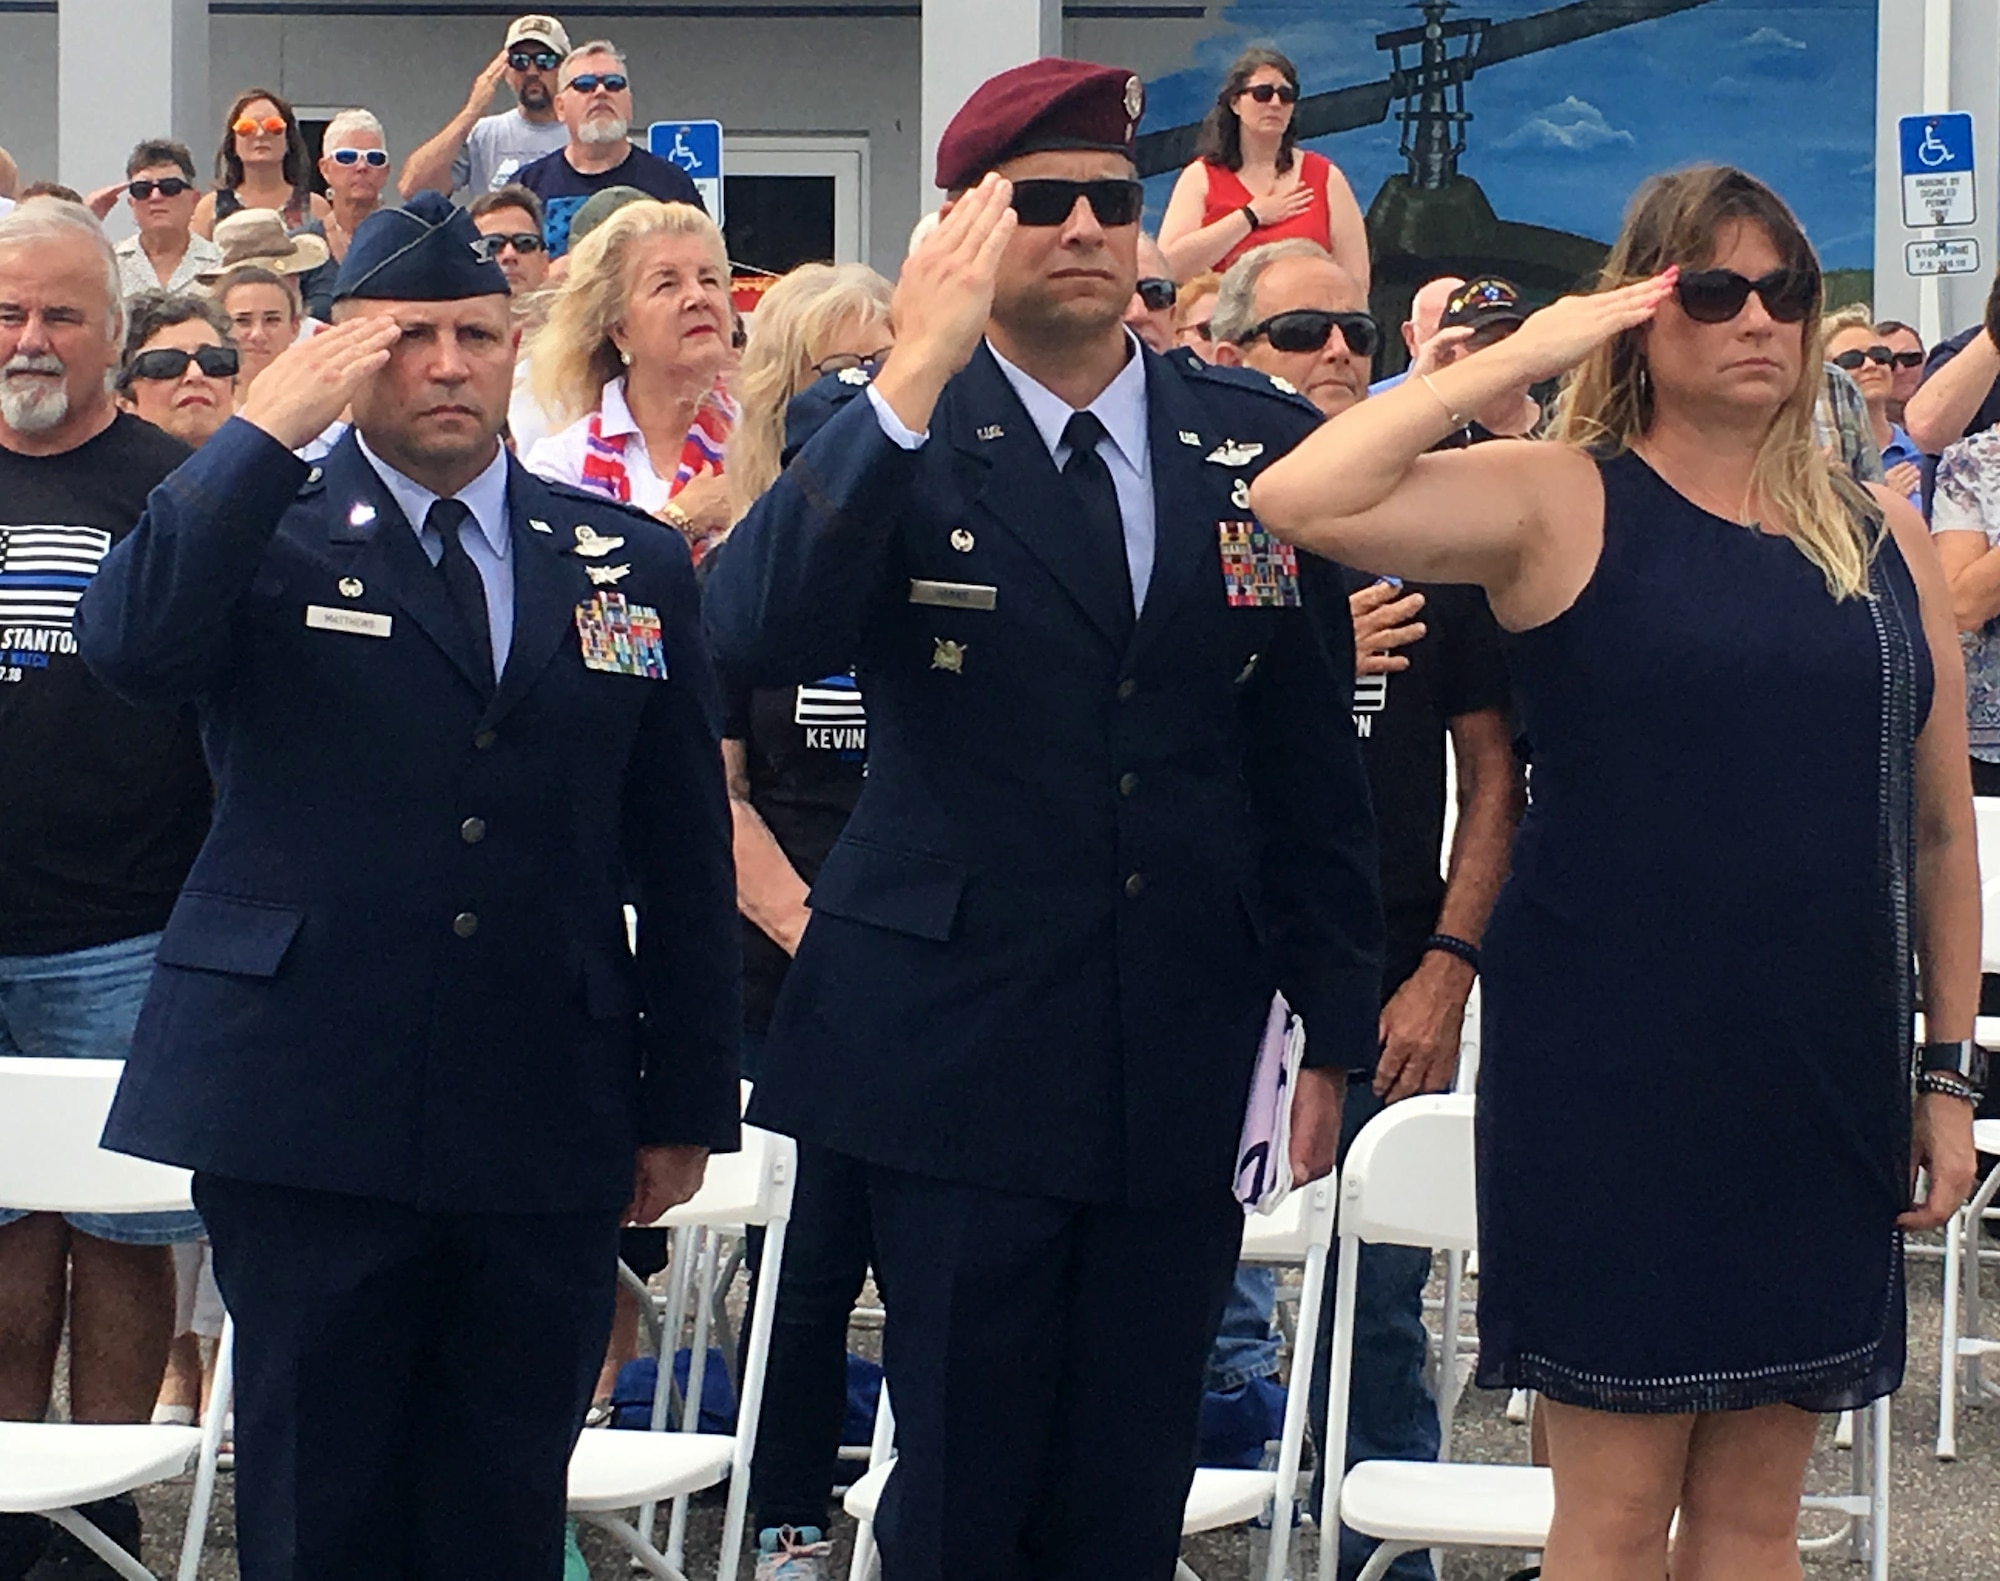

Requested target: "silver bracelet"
[{"left": 1418, "top": 371, "right": 1468, "bottom": 428}]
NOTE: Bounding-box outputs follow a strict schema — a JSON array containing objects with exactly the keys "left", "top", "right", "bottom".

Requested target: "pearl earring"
[{"left": 619, "top": 348, "right": 632, "bottom": 367}]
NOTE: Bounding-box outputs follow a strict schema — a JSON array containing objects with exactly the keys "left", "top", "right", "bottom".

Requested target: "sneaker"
[
  {"left": 562, "top": 1519, "right": 588, "bottom": 1581},
  {"left": 23, "top": 1495, "right": 139, "bottom": 1580},
  {"left": 754, "top": 1525, "right": 833, "bottom": 1581}
]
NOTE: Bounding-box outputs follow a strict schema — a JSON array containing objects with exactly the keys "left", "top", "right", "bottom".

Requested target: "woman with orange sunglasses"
[{"left": 192, "top": 87, "right": 331, "bottom": 243}]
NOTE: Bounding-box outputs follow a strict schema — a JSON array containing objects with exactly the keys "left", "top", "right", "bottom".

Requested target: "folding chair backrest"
[
  {"left": 1976, "top": 796, "right": 2000, "bottom": 974},
  {"left": 1338, "top": 1094, "right": 1477, "bottom": 1253},
  {"left": 647, "top": 1121, "right": 796, "bottom": 1230},
  {"left": 1239, "top": 1174, "right": 1339, "bottom": 1263},
  {"left": 0, "top": 1058, "right": 193, "bottom": 1215}
]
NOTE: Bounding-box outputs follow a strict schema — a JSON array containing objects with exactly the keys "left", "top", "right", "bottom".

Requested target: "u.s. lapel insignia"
[
  {"left": 931, "top": 637, "right": 967, "bottom": 674},
  {"left": 529, "top": 518, "right": 553, "bottom": 534},
  {"left": 348, "top": 502, "right": 377, "bottom": 528},
  {"left": 837, "top": 366, "right": 872, "bottom": 386},
  {"left": 571, "top": 524, "right": 625, "bottom": 558},
  {"left": 1205, "top": 439, "right": 1264, "bottom": 467},
  {"left": 1179, "top": 430, "right": 1202, "bottom": 447},
  {"left": 1231, "top": 477, "right": 1252, "bottom": 510},
  {"left": 976, "top": 424, "right": 1005, "bottom": 441},
  {"left": 586, "top": 562, "right": 632, "bottom": 586},
  {"left": 337, "top": 576, "right": 364, "bottom": 599},
  {"left": 950, "top": 528, "right": 976, "bottom": 553}
]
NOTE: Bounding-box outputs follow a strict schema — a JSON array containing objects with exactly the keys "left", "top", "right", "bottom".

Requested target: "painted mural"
[{"left": 1136, "top": 0, "right": 1878, "bottom": 354}]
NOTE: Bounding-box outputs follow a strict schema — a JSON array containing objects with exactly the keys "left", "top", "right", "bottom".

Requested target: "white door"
[{"left": 722, "top": 135, "right": 869, "bottom": 272}]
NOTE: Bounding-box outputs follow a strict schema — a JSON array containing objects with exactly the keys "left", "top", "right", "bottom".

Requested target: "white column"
[
  {"left": 58, "top": 0, "right": 208, "bottom": 218},
  {"left": 1874, "top": 0, "right": 1999, "bottom": 340},
  {"left": 920, "top": 0, "right": 1061, "bottom": 215}
]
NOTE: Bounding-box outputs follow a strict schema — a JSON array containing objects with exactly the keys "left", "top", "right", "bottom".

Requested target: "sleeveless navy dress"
[{"left": 1475, "top": 451, "right": 1928, "bottom": 1413}]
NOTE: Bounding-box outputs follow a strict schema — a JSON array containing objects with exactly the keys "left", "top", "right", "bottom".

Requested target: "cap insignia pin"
[
  {"left": 950, "top": 528, "right": 976, "bottom": 554},
  {"left": 1269, "top": 375, "right": 1299, "bottom": 395},
  {"left": 1125, "top": 75, "right": 1145, "bottom": 123},
  {"left": 586, "top": 562, "right": 632, "bottom": 586},
  {"left": 932, "top": 637, "right": 967, "bottom": 674},
  {"left": 837, "top": 366, "right": 872, "bottom": 386},
  {"left": 338, "top": 577, "right": 364, "bottom": 599}
]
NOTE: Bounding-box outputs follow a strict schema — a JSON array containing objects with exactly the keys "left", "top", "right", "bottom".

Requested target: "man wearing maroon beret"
[{"left": 707, "top": 58, "right": 1382, "bottom": 1576}]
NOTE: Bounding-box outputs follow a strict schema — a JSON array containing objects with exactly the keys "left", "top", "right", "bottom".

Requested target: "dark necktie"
[
  {"left": 426, "top": 498, "right": 494, "bottom": 693},
  {"left": 1060, "top": 410, "right": 1136, "bottom": 641}
]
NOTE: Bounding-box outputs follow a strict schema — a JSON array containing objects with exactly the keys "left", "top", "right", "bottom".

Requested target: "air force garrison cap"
[
  {"left": 332, "top": 191, "right": 511, "bottom": 303},
  {"left": 935, "top": 59, "right": 1145, "bottom": 192}
]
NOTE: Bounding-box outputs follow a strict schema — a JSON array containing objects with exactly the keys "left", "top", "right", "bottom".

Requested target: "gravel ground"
[{"left": 80, "top": 1236, "right": 2000, "bottom": 1579}]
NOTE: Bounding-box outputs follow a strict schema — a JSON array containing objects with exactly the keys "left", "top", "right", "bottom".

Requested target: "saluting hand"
[
  {"left": 626, "top": 1145, "right": 710, "bottom": 1226},
  {"left": 1495, "top": 269, "right": 1679, "bottom": 386},
  {"left": 467, "top": 50, "right": 511, "bottom": 116},
  {"left": 238, "top": 316, "right": 402, "bottom": 452},
  {"left": 872, "top": 173, "right": 1017, "bottom": 433}
]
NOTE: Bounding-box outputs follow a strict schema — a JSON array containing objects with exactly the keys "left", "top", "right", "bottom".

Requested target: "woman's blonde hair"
[
  {"left": 529, "top": 200, "right": 728, "bottom": 426},
  {"left": 726, "top": 262, "right": 893, "bottom": 515},
  {"left": 1821, "top": 302, "right": 1875, "bottom": 340},
  {"left": 1551, "top": 165, "right": 1882, "bottom": 600}
]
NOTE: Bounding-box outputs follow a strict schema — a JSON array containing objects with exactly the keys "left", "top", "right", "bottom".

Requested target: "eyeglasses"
[
  {"left": 1240, "top": 83, "right": 1299, "bottom": 105},
  {"left": 127, "top": 345, "right": 240, "bottom": 382},
  {"left": 127, "top": 177, "right": 193, "bottom": 200},
  {"left": 1673, "top": 267, "right": 1817, "bottom": 325},
  {"left": 1135, "top": 277, "right": 1177, "bottom": 312},
  {"left": 233, "top": 115, "right": 288, "bottom": 137},
  {"left": 812, "top": 349, "right": 892, "bottom": 376},
  {"left": 509, "top": 49, "right": 562, "bottom": 71},
  {"left": 1830, "top": 345, "right": 1896, "bottom": 371},
  {"left": 472, "top": 231, "right": 546, "bottom": 259},
  {"left": 1009, "top": 178, "right": 1144, "bottom": 228},
  {"left": 1238, "top": 308, "right": 1379, "bottom": 358},
  {"left": 328, "top": 148, "right": 389, "bottom": 169},
  {"left": 563, "top": 73, "right": 628, "bottom": 95},
  {"left": 1180, "top": 321, "right": 1214, "bottom": 344}
]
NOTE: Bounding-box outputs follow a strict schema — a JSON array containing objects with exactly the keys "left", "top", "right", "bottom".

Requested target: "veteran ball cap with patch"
[
  {"left": 1440, "top": 275, "right": 1528, "bottom": 334},
  {"left": 333, "top": 191, "right": 511, "bottom": 302},
  {"left": 935, "top": 58, "right": 1145, "bottom": 193},
  {"left": 505, "top": 13, "right": 571, "bottom": 55}
]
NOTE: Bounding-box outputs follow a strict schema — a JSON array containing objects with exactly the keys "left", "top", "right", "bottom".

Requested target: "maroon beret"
[{"left": 935, "top": 58, "right": 1145, "bottom": 192}]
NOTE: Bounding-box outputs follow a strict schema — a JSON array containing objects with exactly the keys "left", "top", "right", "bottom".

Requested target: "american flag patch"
[
  {"left": 0, "top": 525, "right": 110, "bottom": 629},
  {"left": 1218, "top": 521, "right": 1301, "bottom": 609}
]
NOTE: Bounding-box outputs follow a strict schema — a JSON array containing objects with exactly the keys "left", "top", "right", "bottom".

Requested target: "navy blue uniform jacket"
[
  {"left": 75, "top": 420, "right": 740, "bottom": 1214},
  {"left": 703, "top": 345, "right": 1382, "bottom": 1205}
]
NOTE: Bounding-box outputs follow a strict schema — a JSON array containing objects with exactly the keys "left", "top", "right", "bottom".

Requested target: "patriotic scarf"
[{"left": 577, "top": 379, "right": 739, "bottom": 564}]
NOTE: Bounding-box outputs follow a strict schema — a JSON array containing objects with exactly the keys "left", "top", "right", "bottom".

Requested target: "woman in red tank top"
[{"left": 1158, "top": 47, "right": 1370, "bottom": 288}]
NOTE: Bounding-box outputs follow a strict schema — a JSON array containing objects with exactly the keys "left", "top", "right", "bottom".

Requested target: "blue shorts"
[{"left": 0, "top": 930, "right": 203, "bottom": 1246}]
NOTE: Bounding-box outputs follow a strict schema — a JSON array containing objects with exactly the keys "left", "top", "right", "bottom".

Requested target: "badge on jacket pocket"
[
  {"left": 1218, "top": 522, "right": 1301, "bottom": 609},
  {"left": 575, "top": 591, "right": 668, "bottom": 679}
]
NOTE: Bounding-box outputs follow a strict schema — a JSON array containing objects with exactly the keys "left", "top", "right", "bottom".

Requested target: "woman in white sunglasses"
[{"left": 317, "top": 108, "right": 393, "bottom": 266}]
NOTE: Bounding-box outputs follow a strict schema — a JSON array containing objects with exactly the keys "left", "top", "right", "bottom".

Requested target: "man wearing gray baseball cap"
[{"left": 399, "top": 13, "right": 574, "bottom": 200}]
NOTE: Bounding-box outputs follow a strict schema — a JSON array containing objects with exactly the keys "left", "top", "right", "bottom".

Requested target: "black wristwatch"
[{"left": 1916, "top": 1039, "right": 1989, "bottom": 1102}]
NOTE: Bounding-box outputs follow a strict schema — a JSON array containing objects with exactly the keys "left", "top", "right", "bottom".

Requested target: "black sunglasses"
[
  {"left": 1135, "top": 277, "right": 1177, "bottom": 312},
  {"left": 509, "top": 49, "right": 562, "bottom": 71},
  {"left": 1010, "top": 178, "right": 1144, "bottom": 229},
  {"left": 1831, "top": 346, "right": 1895, "bottom": 371},
  {"left": 1239, "top": 308, "right": 1379, "bottom": 358},
  {"left": 1673, "top": 267, "right": 1817, "bottom": 326},
  {"left": 128, "top": 177, "right": 193, "bottom": 200},
  {"left": 563, "top": 73, "right": 628, "bottom": 95},
  {"left": 128, "top": 345, "right": 239, "bottom": 381},
  {"left": 1241, "top": 83, "right": 1299, "bottom": 105},
  {"left": 473, "top": 231, "right": 546, "bottom": 259},
  {"left": 1888, "top": 349, "right": 1926, "bottom": 369}
]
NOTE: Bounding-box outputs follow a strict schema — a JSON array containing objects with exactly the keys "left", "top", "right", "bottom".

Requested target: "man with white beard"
[
  {"left": 511, "top": 40, "right": 705, "bottom": 259},
  {"left": 0, "top": 200, "right": 208, "bottom": 1581}
]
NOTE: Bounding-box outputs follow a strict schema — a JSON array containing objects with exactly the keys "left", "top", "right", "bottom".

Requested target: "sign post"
[{"left": 647, "top": 120, "right": 725, "bottom": 227}]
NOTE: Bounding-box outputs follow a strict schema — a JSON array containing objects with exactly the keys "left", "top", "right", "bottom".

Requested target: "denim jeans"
[
  {"left": 0, "top": 930, "right": 202, "bottom": 1244},
  {"left": 1206, "top": 1264, "right": 1282, "bottom": 1390},
  {"left": 1306, "top": 1077, "right": 1440, "bottom": 1581}
]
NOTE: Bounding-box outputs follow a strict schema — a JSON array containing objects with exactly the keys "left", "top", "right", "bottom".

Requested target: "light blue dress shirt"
[
  {"left": 865, "top": 333, "right": 1158, "bottom": 612},
  {"left": 356, "top": 436, "right": 515, "bottom": 674}
]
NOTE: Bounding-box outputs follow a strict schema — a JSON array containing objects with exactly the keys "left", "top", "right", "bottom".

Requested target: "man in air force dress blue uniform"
[
  {"left": 704, "top": 61, "right": 1383, "bottom": 1578},
  {"left": 75, "top": 193, "right": 739, "bottom": 1581}
]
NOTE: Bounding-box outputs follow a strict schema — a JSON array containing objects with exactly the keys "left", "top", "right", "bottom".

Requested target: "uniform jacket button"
[
  {"left": 1123, "top": 872, "right": 1146, "bottom": 899},
  {"left": 452, "top": 911, "right": 479, "bottom": 938},
  {"left": 473, "top": 730, "right": 498, "bottom": 750},
  {"left": 460, "top": 817, "right": 487, "bottom": 844},
  {"left": 1116, "top": 678, "right": 1138, "bottom": 701},
  {"left": 1118, "top": 772, "right": 1139, "bottom": 797}
]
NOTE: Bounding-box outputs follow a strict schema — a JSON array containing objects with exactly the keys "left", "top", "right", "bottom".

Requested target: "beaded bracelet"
[
  {"left": 1916, "top": 1071, "right": 1982, "bottom": 1104},
  {"left": 1423, "top": 933, "right": 1482, "bottom": 973}
]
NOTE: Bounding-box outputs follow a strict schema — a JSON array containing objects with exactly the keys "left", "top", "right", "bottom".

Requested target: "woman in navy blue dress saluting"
[{"left": 1253, "top": 166, "right": 1982, "bottom": 1580}]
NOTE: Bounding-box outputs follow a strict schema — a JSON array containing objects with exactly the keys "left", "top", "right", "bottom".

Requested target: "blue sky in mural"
[{"left": 1139, "top": 0, "right": 1878, "bottom": 269}]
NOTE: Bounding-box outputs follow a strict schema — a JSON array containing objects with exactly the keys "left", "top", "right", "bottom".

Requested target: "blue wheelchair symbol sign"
[
  {"left": 1899, "top": 113, "right": 1976, "bottom": 228},
  {"left": 647, "top": 120, "right": 724, "bottom": 225}
]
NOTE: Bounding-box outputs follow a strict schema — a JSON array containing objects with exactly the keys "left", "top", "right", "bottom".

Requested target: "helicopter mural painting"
[{"left": 1135, "top": 0, "right": 1878, "bottom": 371}]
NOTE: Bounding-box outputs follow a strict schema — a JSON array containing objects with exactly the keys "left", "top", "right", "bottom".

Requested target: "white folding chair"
[
  {"left": 840, "top": 1176, "right": 1338, "bottom": 1581},
  {"left": 1936, "top": 1117, "right": 2000, "bottom": 1460},
  {"left": 0, "top": 1058, "right": 226, "bottom": 1581},
  {"left": 566, "top": 1123, "right": 796, "bottom": 1581}
]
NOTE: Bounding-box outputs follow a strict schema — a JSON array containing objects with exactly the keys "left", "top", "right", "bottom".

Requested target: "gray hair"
[
  {"left": 1211, "top": 239, "right": 1336, "bottom": 344},
  {"left": 0, "top": 200, "right": 124, "bottom": 342},
  {"left": 322, "top": 108, "right": 386, "bottom": 152},
  {"left": 117, "top": 290, "right": 234, "bottom": 393},
  {"left": 561, "top": 39, "right": 626, "bottom": 79}
]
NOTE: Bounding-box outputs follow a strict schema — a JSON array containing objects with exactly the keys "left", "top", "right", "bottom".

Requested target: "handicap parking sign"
[
  {"left": 1900, "top": 113, "right": 1976, "bottom": 228},
  {"left": 648, "top": 120, "right": 724, "bottom": 226}
]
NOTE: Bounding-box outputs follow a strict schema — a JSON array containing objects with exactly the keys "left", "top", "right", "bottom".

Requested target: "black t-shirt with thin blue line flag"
[
  {"left": 0, "top": 415, "right": 210, "bottom": 955},
  {"left": 513, "top": 145, "right": 705, "bottom": 258}
]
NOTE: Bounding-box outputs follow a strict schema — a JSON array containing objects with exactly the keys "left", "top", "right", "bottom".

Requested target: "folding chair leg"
[
  {"left": 177, "top": 1314, "right": 235, "bottom": 1581},
  {"left": 847, "top": 1532, "right": 880, "bottom": 1581},
  {"left": 575, "top": 1511, "right": 693, "bottom": 1581},
  {"left": 1172, "top": 1561, "right": 1202, "bottom": 1581},
  {"left": 1834, "top": 1409, "right": 1853, "bottom": 1451},
  {"left": 42, "top": 1511, "right": 156, "bottom": 1581},
  {"left": 1353, "top": 1539, "right": 1425, "bottom": 1581},
  {"left": 1940, "top": 1202, "right": 1964, "bottom": 1459},
  {"left": 1869, "top": 1395, "right": 1891, "bottom": 1581}
]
